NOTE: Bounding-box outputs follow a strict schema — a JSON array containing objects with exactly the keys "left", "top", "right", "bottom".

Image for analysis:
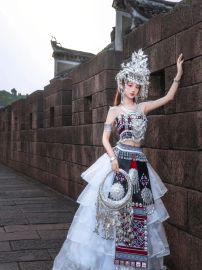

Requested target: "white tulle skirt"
[{"left": 52, "top": 149, "right": 170, "bottom": 270}]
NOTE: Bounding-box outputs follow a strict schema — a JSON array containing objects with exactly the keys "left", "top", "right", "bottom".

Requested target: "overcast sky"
[{"left": 0, "top": 0, "right": 180, "bottom": 96}]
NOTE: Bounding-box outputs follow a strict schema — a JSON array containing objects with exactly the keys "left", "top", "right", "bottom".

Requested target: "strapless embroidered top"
[{"left": 114, "top": 104, "right": 148, "bottom": 144}]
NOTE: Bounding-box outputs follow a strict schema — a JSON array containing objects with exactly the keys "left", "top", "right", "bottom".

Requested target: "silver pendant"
[
  {"left": 141, "top": 187, "right": 153, "bottom": 206},
  {"left": 110, "top": 183, "right": 125, "bottom": 201},
  {"left": 121, "top": 91, "right": 124, "bottom": 104},
  {"left": 129, "top": 168, "right": 140, "bottom": 194}
]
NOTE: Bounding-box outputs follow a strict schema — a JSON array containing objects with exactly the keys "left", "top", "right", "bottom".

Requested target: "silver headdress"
[{"left": 115, "top": 48, "right": 151, "bottom": 100}]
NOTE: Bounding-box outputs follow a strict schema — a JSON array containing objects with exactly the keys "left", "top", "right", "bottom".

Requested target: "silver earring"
[
  {"left": 121, "top": 91, "right": 124, "bottom": 104},
  {"left": 125, "top": 83, "right": 127, "bottom": 92},
  {"left": 135, "top": 95, "right": 138, "bottom": 104}
]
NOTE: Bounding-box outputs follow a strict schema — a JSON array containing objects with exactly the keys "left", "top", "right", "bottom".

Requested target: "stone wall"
[
  {"left": 0, "top": 50, "right": 122, "bottom": 201},
  {"left": 0, "top": 0, "right": 201, "bottom": 269},
  {"left": 122, "top": 0, "right": 201, "bottom": 269}
]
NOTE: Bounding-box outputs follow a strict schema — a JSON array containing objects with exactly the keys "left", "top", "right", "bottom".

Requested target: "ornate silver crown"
[{"left": 115, "top": 48, "right": 151, "bottom": 100}]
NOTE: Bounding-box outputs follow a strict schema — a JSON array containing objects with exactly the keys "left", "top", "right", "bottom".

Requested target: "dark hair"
[{"left": 113, "top": 79, "right": 141, "bottom": 107}]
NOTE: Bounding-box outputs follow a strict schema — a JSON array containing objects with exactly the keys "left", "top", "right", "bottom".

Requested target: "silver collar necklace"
[{"left": 121, "top": 103, "right": 139, "bottom": 114}]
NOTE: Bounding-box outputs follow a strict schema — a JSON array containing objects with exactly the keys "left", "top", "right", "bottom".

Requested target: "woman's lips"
[{"left": 130, "top": 93, "right": 135, "bottom": 96}]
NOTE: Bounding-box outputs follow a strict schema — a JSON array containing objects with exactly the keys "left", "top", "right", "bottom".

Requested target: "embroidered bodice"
[{"left": 113, "top": 104, "right": 148, "bottom": 144}]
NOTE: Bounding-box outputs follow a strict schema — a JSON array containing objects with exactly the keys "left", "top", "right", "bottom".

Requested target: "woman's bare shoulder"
[
  {"left": 138, "top": 102, "right": 147, "bottom": 114},
  {"left": 109, "top": 105, "right": 122, "bottom": 114},
  {"left": 108, "top": 106, "right": 118, "bottom": 116},
  {"left": 109, "top": 105, "right": 122, "bottom": 109},
  {"left": 105, "top": 105, "right": 123, "bottom": 122},
  {"left": 105, "top": 106, "right": 119, "bottom": 124}
]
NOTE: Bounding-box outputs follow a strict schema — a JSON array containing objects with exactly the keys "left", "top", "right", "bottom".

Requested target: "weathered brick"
[
  {"left": 169, "top": 111, "right": 201, "bottom": 150},
  {"left": 95, "top": 70, "right": 118, "bottom": 92},
  {"left": 192, "top": 56, "right": 202, "bottom": 84},
  {"left": 0, "top": 242, "right": 11, "bottom": 252},
  {"left": 164, "top": 222, "right": 179, "bottom": 270},
  {"left": 0, "top": 250, "right": 50, "bottom": 263},
  {"left": 178, "top": 230, "right": 202, "bottom": 270},
  {"left": 144, "top": 115, "right": 169, "bottom": 149},
  {"left": 5, "top": 189, "right": 46, "bottom": 198},
  {"left": 69, "top": 163, "right": 83, "bottom": 185},
  {"left": 125, "top": 24, "right": 145, "bottom": 60},
  {"left": 35, "top": 142, "right": 47, "bottom": 156},
  {"left": 176, "top": 84, "right": 202, "bottom": 112},
  {"left": 31, "top": 100, "right": 44, "bottom": 112},
  {"left": 92, "top": 106, "right": 108, "bottom": 123},
  {"left": 0, "top": 263, "right": 18, "bottom": 270},
  {"left": 0, "top": 213, "right": 29, "bottom": 226},
  {"left": 54, "top": 105, "right": 72, "bottom": 116},
  {"left": 79, "top": 111, "right": 92, "bottom": 125},
  {"left": 19, "top": 261, "right": 53, "bottom": 270},
  {"left": 54, "top": 126, "right": 77, "bottom": 144},
  {"left": 188, "top": 190, "right": 202, "bottom": 238},
  {"left": 25, "top": 212, "right": 74, "bottom": 224},
  {"left": 4, "top": 223, "right": 70, "bottom": 233},
  {"left": 63, "top": 144, "right": 76, "bottom": 163},
  {"left": 0, "top": 231, "right": 39, "bottom": 242},
  {"left": 92, "top": 89, "right": 116, "bottom": 108},
  {"left": 176, "top": 22, "right": 202, "bottom": 61},
  {"left": 72, "top": 50, "right": 122, "bottom": 84},
  {"left": 143, "top": 148, "right": 201, "bottom": 191},
  {"left": 37, "top": 229, "right": 68, "bottom": 239},
  {"left": 163, "top": 183, "right": 188, "bottom": 229},
  {"left": 148, "top": 36, "right": 176, "bottom": 73},
  {"left": 81, "top": 145, "right": 97, "bottom": 167},
  {"left": 54, "top": 116, "right": 72, "bottom": 127},
  {"left": 78, "top": 125, "right": 93, "bottom": 145},
  {"left": 66, "top": 181, "right": 76, "bottom": 201},
  {"left": 161, "top": 0, "right": 191, "bottom": 40},
  {"left": 72, "top": 113, "right": 79, "bottom": 125},
  {"left": 53, "top": 90, "right": 72, "bottom": 106},
  {"left": 61, "top": 78, "right": 72, "bottom": 90},
  {"left": 192, "top": 0, "right": 202, "bottom": 25}
]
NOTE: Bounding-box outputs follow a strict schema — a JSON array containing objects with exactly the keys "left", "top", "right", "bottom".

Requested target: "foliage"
[{"left": 0, "top": 90, "right": 27, "bottom": 107}]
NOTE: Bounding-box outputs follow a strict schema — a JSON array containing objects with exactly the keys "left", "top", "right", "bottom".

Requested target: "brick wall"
[
  {"left": 122, "top": 0, "right": 201, "bottom": 269},
  {"left": 0, "top": 0, "right": 201, "bottom": 269},
  {"left": 0, "top": 50, "right": 122, "bottom": 201}
]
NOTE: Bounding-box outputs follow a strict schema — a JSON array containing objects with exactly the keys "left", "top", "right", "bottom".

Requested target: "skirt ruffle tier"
[{"left": 52, "top": 151, "right": 170, "bottom": 270}]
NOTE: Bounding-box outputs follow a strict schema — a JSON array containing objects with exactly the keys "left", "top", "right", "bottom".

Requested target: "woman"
[{"left": 52, "top": 49, "right": 184, "bottom": 270}]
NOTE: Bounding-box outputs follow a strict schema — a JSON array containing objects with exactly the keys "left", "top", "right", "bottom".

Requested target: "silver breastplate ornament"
[{"left": 115, "top": 104, "right": 148, "bottom": 144}]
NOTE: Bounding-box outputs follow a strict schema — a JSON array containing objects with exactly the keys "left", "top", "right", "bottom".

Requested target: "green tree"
[{"left": 11, "top": 88, "right": 17, "bottom": 96}]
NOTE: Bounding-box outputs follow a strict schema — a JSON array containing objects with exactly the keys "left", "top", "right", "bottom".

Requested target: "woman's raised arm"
[{"left": 141, "top": 53, "right": 184, "bottom": 115}]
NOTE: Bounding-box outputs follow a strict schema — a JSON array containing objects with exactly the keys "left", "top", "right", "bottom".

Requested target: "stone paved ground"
[{"left": 0, "top": 163, "right": 79, "bottom": 270}]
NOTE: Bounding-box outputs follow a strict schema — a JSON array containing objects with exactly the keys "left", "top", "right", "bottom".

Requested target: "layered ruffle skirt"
[{"left": 52, "top": 142, "right": 170, "bottom": 270}]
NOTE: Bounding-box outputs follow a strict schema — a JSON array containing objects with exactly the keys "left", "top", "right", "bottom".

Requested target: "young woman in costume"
[{"left": 52, "top": 49, "right": 184, "bottom": 270}]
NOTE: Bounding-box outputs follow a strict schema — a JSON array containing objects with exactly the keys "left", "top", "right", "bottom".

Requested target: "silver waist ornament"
[{"left": 94, "top": 169, "right": 134, "bottom": 244}]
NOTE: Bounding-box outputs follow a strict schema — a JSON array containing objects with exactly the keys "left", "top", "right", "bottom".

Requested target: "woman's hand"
[
  {"left": 177, "top": 53, "right": 184, "bottom": 76},
  {"left": 111, "top": 159, "right": 119, "bottom": 173}
]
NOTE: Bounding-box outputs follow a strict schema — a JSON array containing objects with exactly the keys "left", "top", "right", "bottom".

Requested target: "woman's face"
[{"left": 123, "top": 81, "right": 140, "bottom": 99}]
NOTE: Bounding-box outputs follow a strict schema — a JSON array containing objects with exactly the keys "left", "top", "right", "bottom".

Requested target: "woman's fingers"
[
  {"left": 112, "top": 167, "right": 118, "bottom": 173},
  {"left": 177, "top": 53, "right": 184, "bottom": 63},
  {"left": 112, "top": 163, "right": 119, "bottom": 173},
  {"left": 178, "top": 53, "right": 183, "bottom": 63}
]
